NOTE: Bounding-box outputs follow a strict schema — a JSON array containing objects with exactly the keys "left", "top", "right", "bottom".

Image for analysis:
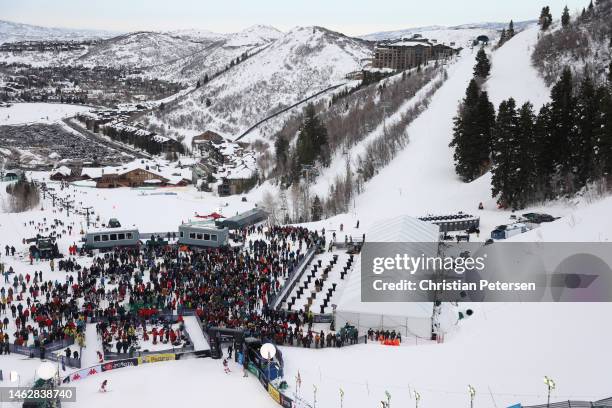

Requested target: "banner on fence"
[
  {"left": 312, "top": 314, "right": 333, "bottom": 324},
  {"left": 268, "top": 384, "right": 281, "bottom": 404},
  {"left": 102, "top": 358, "right": 138, "bottom": 372},
  {"left": 63, "top": 364, "right": 102, "bottom": 383},
  {"left": 139, "top": 353, "right": 176, "bottom": 364},
  {"left": 280, "top": 394, "right": 294, "bottom": 408},
  {"left": 248, "top": 362, "right": 259, "bottom": 377}
]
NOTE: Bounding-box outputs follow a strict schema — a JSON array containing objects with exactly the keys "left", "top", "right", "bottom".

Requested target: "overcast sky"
[{"left": 0, "top": 0, "right": 589, "bottom": 36}]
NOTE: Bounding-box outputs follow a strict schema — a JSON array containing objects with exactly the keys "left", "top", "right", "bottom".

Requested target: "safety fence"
[
  {"left": 61, "top": 348, "right": 210, "bottom": 385},
  {"left": 100, "top": 312, "right": 196, "bottom": 361},
  {"left": 241, "top": 356, "right": 298, "bottom": 408},
  {"left": 515, "top": 397, "right": 612, "bottom": 408},
  {"left": 8, "top": 337, "right": 82, "bottom": 368}
]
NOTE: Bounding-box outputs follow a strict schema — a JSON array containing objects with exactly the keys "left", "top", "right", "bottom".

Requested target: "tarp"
[
  {"left": 196, "top": 212, "right": 225, "bottom": 219},
  {"left": 335, "top": 216, "right": 444, "bottom": 339}
]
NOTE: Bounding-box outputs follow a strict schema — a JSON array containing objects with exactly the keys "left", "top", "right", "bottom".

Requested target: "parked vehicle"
[{"left": 83, "top": 228, "right": 140, "bottom": 250}]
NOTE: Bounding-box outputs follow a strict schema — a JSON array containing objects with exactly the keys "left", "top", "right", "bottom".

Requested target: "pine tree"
[
  {"left": 533, "top": 104, "right": 555, "bottom": 198},
  {"left": 476, "top": 90, "right": 496, "bottom": 163},
  {"left": 491, "top": 98, "right": 521, "bottom": 208},
  {"left": 449, "top": 80, "right": 494, "bottom": 182},
  {"left": 515, "top": 102, "right": 538, "bottom": 205},
  {"left": 539, "top": 6, "right": 553, "bottom": 30},
  {"left": 550, "top": 67, "right": 576, "bottom": 171},
  {"left": 275, "top": 136, "right": 289, "bottom": 172},
  {"left": 499, "top": 29, "right": 507, "bottom": 46},
  {"left": 311, "top": 196, "right": 323, "bottom": 221},
  {"left": 296, "top": 104, "right": 328, "bottom": 166},
  {"left": 549, "top": 67, "right": 576, "bottom": 189},
  {"left": 464, "top": 78, "right": 481, "bottom": 107},
  {"left": 474, "top": 48, "right": 491, "bottom": 79},
  {"left": 597, "top": 87, "right": 612, "bottom": 177},
  {"left": 572, "top": 74, "right": 600, "bottom": 186},
  {"left": 507, "top": 20, "right": 515, "bottom": 38},
  {"left": 561, "top": 5, "right": 571, "bottom": 27}
]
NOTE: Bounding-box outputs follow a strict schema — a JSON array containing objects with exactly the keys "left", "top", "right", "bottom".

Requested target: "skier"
[
  {"left": 97, "top": 350, "right": 103, "bottom": 363},
  {"left": 223, "top": 358, "right": 231, "bottom": 374},
  {"left": 99, "top": 380, "right": 108, "bottom": 393},
  {"left": 478, "top": 202, "right": 484, "bottom": 210}
]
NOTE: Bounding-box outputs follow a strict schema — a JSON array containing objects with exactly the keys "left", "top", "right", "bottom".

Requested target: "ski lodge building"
[{"left": 372, "top": 38, "right": 455, "bottom": 70}]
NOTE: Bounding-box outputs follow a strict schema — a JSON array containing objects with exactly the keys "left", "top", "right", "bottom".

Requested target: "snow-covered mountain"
[
  {"left": 146, "top": 26, "right": 372, "bottom": 142},
  {"left": 224, "top": 25, "right": 283, "bottom": 47},
  {"left": 0, "top": 19, "right": 116, "bottom": 44},
  {"left": 145, "top": 25, "right": 283, "bottom": 83},
  {"left": 76, "top": 31, "right": 207, "bottom": 69},
  {"left": 361, "top": 20, "right": 536, "bottom": 45},
  {"left": 167, "top": 24, "right": 282, "bottom": 45},
  {"left": 0, "top": 23, "right": 283, "bottom": 84}
]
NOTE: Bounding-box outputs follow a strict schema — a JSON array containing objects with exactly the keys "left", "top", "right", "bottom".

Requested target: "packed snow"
[
  {"left": 0, "top": 103, "right": 92, "bottom": 125},
  {"left": 487, "top": 25, "right": 550, "bottom": 109},
  {"left": 67, "top": 359, "right": 277, "bottom": 408}
]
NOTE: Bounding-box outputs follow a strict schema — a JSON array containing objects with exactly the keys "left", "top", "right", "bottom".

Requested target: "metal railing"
[
  {"left": 521, "top": 397, "right": 612, "bottom": 408},
  {"left": 271, "top": 246, "right": 317, "bottom": 310},
  {"left": 8, "top": 338, "right": 82, "bottom": 368}
]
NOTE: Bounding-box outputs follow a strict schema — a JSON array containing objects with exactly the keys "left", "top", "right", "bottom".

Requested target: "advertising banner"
[
  {"left": 248, "top": 362, "right": 259, "bottom": 377},
  {"left": 101, "top": 358, "right": 138, "bottom": 372},
  {"left": 140, "top": 353, "right": 176, "bottom": 364},
  {"left": 280, "top": 394, "right": 294, "bottom": 408},
  {"left": 64, "top": 364, "right": 102, "bottom": 383},
  {"left": 268, "top": 384, "right": 281, "bottom": 404},
  {"left": 312, "top": 314, "right": 333, "bottom": 323}
]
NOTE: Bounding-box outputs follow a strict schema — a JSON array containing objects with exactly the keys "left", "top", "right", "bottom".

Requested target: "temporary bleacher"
[
  {"left": 271, "top": 245, "right": 317, "bottom": 310},
  {"left": 285, "top": 251, "right": 355, "bottom": 315}
]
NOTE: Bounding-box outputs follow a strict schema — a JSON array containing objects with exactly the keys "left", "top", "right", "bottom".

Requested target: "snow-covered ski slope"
[
  {"left": 351, "top": 46, "right": 484, "bottom": 227},
  {"left": 183, "top": 316, "right": 210, "bottom": 351},
  {"left": 70, "top": 359, "right": 277, "bottom": 408},
  {"left": 487, "top": 25, "right": 550, "bottom": 109},
  {"left": 339, "top": 23, "right": 589, "bottom": 238},
  {"left": 82, "top": 323, "right": 103, "bottom": 368},
  {"left": 281, "top": 302, "right": 612, "bottom": 408}
]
